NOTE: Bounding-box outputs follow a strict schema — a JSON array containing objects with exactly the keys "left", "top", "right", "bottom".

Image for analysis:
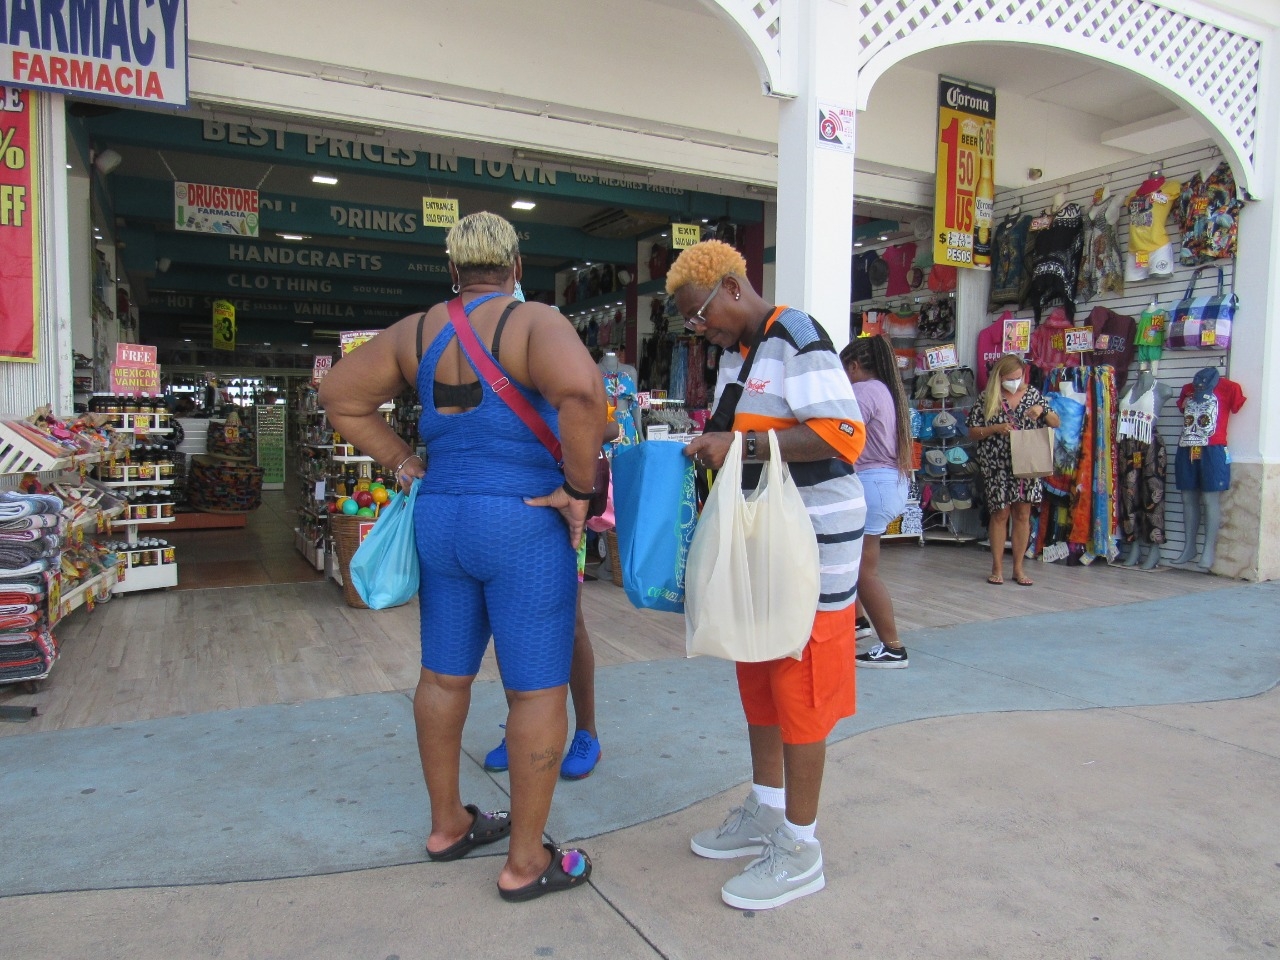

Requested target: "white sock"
[
  {"left": 751, "top": 783, "right": 786, "bottom": 810},
  {"left": 785, "top": 816, "right": 817, "bottom": 844}
]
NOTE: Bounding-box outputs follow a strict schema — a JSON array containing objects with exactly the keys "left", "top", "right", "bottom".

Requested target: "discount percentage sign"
[{"left": 0, "top": 126, "right": 25, "bottom": 169}]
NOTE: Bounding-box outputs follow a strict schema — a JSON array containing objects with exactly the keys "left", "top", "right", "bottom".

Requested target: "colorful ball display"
[{"left": 341, "top": 498, "right": 360, "bottom": 515}]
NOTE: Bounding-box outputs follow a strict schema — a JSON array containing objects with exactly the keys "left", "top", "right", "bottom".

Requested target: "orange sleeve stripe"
[{"left": 731, "top": 413, "right": 866, "bottom": 464}]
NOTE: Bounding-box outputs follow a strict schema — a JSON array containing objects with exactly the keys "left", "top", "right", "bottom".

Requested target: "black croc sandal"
[
  {"left": 497, "top": 843, "right": 592, "bottom": 902},
  {"left": 426, "top": 804, "right": 511, "bottom": 862}
]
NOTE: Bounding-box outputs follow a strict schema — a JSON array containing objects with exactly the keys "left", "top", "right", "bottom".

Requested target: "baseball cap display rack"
[{"left": 913, "top": 383, "right": 981, "bottom": 545}]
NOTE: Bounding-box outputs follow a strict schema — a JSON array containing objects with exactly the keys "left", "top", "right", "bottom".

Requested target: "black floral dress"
[{"left": 966, "top": 387, "right": 1048, "bottom": 511}]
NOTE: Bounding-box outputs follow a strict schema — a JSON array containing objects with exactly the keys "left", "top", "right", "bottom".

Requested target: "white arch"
[
  {"left": 705, "top": 0, "right": 1267, "bottom": 192},
  {"left": 853, "top": 1, "right": 1264, "bottom": 193}
]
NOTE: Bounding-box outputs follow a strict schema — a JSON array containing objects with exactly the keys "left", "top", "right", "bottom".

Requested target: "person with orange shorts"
[{"left": 674, "top": 241, "right": 867, "bottom": 910}]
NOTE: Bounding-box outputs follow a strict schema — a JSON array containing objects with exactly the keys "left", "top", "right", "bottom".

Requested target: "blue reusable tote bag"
[
  {"left": 610, "top": 440, "right": 696, "bottom": 613},
  {"left": 350, "top": 480, "right": 420, "bottom": 610}
]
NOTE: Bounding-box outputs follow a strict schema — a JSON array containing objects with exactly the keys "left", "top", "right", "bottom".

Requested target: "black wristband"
[{"left": 561, "top": 480, "right": 595, "bottom": 501}]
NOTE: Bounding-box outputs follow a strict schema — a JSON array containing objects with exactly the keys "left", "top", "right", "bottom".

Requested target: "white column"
[
  {"left": 1212, "top": 31, "right": 1280, "bottom": 580},
  {"left": 773, "top": 0, "right": 857, "bottom": 349}
]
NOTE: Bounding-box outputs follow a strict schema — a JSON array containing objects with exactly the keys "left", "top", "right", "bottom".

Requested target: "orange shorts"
[{"left": 735, "top": 606, "right": 857, "bottom": 745}]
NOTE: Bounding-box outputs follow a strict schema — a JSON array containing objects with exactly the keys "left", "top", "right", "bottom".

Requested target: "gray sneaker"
[
  {"left": 720, "top": 823, "right": 825, "bottom": 910},
  {"left": 690, "top": 793, "right": 784, "bottom": 860}
]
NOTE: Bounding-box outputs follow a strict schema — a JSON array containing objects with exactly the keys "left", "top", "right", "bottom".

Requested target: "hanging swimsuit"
[{"left": 412, "top": 293, "right": 577, "bottom": 692}]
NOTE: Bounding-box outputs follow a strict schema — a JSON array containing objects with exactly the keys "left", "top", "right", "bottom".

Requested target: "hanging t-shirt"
[
  {"left": 1023, "top": 203, "right": 1085, "bottom": 323},
  {"left": 882, "top": 243, "right": 917, "bottom": 297},
  {"left": 1176, "top": 162, "right": 1245, "bottom": 265},
  {"left": 852, "top": 250, "right": 878, "bottom": 302},
  {"left": 975, "top": 318, "right": 1006, "bottom": 393},
  {"left": 1176, "top": 378, "right": 1245, "bottom": 447},
  {"left": 1134, "top": 307, "right": 1167, "bottom": 362},
  {"left": 602, "top": 369, "right": 640, "bottom": 444},
  {"left": 989, "top": 214, "right": 1032, "bottom": 308},
  {"left": 1082, "top": 306, "right": 1137, "bottom": 389},
  {"left": 1126, "top": 179, "right": 1182, "bottom": 264}
]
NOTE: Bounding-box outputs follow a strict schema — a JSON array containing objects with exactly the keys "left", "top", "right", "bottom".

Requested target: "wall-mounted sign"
[
  {"left": 115, "top": 343, "right": 158, "bottom": 368},
  {"left": 421, "top": 198, "right": 459, "bottom": 228},
  {"left": 816, "top": 102, "right": 856, "bottom": 153},
  {"left": 175, "top": 182, "right": 259, "bottom": 236},
  {"left": 933, "top": 77, "right": 996, "bottom": 271},
  {"left": 0, "top": 87, "right": 37, "bottom": 361},
  {"left": 670, "top": 223, "right": 701, "bottom": 249},
  {"left": 212, "top": 299, "right": 236, "bottom": 351},
  {"left": 255, "top": 404, "right": 286, "bottom": 489},
  {"left": 1, "top": 2, "right": 188, "bottom": 106},
  {"left": 109, "top": 343, "right": 160, "bottom": 395}
]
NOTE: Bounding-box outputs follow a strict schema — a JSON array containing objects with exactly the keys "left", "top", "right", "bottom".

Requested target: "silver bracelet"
[{"left": 394, "top": 452, "right": 422, "bottom": 475}]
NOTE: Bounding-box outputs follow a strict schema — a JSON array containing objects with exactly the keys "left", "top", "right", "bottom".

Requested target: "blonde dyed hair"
[
  {"left": 664, "top": 239, "right": 748, "bottom": 295},
  {"left": 982, "top": 354, "right": 1027, "bottom": 421},
  {"left": 446, "top": 211, "right": 520, "bottom": 268}
]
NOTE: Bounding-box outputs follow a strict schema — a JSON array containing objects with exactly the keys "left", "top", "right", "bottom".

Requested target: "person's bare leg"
[
  {"left": 782, "top": 741, "right": 826, "bottom": 827},
  {"left": 988, "top": 506, "right": 1010, "bottom": 581},
  {"left": 856, "top": 534, "right": 901, "bottom": 649},
  {"left": 748, "top": 723, "right": 784, "bottom": 789},
  {"left": 1011, "top": 502, "right": 1033, "bottom": 583},
  {"left": 415, "top": 668, "right": 477, "bottom": 855},
  {"left": 497, "top": 684, "right": 569, "bottom": 892},
  {"left": 568, "top": 588, "right": 596, "bottom": 736}
]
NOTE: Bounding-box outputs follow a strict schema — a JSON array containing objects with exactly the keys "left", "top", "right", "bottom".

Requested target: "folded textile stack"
[{"left": 0, "top": 492, "right": 64, "bottom": 682}]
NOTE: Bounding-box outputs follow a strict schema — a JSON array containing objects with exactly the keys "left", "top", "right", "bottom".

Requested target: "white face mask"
[{"left": 1001, "top": 377, "right": 1023, "bottom": 393}]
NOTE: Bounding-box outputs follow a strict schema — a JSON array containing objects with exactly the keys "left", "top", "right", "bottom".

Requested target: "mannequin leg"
[
  {"left": 1174, "top": 490, "right": 1201, "bottom": 565},
  {"left": 1123, "top": 540, "right": 1143, "bottom": 566},
  {"left": 1141, "top": 540, "right": 1162, "bottom": 570},
  {"left": 1197, "top": 491, "right": 1223, "bottom": 571}
]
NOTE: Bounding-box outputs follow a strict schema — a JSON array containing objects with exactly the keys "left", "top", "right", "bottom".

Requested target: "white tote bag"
[{"left": 685, "top": 430, "right": 820, "bottom": 662}]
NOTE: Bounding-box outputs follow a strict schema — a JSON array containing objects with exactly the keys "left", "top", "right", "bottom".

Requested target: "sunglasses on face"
[{"left": 683, "top": 277, "right": 724, "bottom": 332}]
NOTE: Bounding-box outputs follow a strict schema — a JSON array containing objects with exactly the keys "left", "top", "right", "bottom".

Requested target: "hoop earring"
[{"left": 451, "top": 282, "right": 460, "bottom": 294}]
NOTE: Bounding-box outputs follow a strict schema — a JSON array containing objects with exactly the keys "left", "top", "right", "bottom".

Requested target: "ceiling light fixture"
[
  {"left": 853, "top": 241, "right": 863, "bottom": 247},
  {"left": 510, "top": 200, "right": 536, "bottom": 211},
  {"left": 278, "top": 233, "right": 310, "bottom": 241},
  {"left": 301, "top": 342, "right": 309, "bottom": 347},
  {"left": 92, "top": 148, "right": 123, "bottom": 175},
  {"left": 311, "top": 173, "right": 339, "bottom": 185},
  {"left": 878, "top": 234, "right": 888, "bottom": 241}
]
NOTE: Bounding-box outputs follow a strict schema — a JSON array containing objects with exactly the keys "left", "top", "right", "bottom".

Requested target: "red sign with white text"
[
  {"left": 0, "top": 87, "right": 39, "bottom": 361},
  {"left": 115, "top": 343, "right": 158, "bottom": 367}
]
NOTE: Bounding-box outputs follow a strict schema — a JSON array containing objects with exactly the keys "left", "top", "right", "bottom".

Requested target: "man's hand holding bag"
[{"left": 685, "top": 431, "right": 820, "bottom": 662}]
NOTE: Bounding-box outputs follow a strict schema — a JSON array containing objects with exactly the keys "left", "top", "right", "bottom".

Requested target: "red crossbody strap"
[{"left": 445, "top": 298, "right": 563, "bottom": 464}]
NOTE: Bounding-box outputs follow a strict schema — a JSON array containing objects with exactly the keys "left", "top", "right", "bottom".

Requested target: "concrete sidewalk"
[{"left": 1, "top": 587, "right": 1277, "bottom": 959}]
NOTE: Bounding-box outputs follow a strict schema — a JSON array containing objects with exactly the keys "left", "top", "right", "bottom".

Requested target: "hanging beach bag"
[
  {"left": 1168, "top": 267, "right": 1237, "bottom": 351},
  {"left": 350, "top": 480, "right": 420, "bottom": 610},
  {"left": 684, "top": 431, "right": 820, "bottom": 663}
]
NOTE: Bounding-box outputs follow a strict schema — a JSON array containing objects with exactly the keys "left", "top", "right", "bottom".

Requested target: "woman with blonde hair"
[
  {"left": 840, "top": 333, "right": 912, "bottom": 667},
  {"left": 320, "top": 210, "right": 605, "bottom": 901},
  {"left": 965, "top": 353, "right": 1060, "bottom": 585},
  {"left": 675, "top": 239, "right": 867, "bottom": 910}
]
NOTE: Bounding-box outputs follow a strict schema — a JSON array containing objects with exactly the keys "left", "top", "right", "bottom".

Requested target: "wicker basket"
[
  {"left": 330, "top": 514, "right": 369, "bottom": 608},
  {"left": 187, "top": 455, "right": 264, "bottom": 513},
  {"left": 605, "top": 529, "right": 624, "bottom": 588}
]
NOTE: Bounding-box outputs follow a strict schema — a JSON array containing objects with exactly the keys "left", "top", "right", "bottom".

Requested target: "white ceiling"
[{"left": 899, "top": 43, "right": 1181, "bottom": 126}]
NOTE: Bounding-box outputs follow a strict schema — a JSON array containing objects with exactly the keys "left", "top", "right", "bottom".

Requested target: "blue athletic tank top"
[{"left": 416, "top": 297, "right": 563, "bottom": 496}]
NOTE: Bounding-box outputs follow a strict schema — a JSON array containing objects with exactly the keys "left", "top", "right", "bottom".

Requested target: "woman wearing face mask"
[{"left": 965, "top": 354, "right": 1060, "bottom": 585}]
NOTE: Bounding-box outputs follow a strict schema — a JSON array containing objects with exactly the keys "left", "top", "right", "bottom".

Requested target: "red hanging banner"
[{"left": 0, "top": 87, "right": 39, "bottom": 362}]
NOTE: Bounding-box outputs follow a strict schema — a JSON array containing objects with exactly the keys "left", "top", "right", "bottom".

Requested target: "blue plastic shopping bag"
[
  {"left": 611, "top": 441, "right": 696, "bottom": 613},
  {"left": 350, "top": 480, "right": 420, "bottom": 610}
]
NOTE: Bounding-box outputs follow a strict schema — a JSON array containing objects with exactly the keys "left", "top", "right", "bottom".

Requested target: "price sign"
[
  {"left": 1065, "top": 326, "right": 1094, "bottom": 353},
  {"left": 312, "top": 355, "right": 333, "bottom": 383},
  {"left": 933, "top": 77, "right": 997, "bottom": 271},
  {"left": 224, "top": 425, "right": 240, "bottom": 443},
  {"left": 1002, "top": 318, "right": 1031, "bottom": 354},
  {"left": 925, "top": 343, "right": 959, "bottom": 369}
]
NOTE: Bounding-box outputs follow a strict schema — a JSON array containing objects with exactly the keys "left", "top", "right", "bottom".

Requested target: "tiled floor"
[{"left": 168, "top": 487, "right": 325, "bottom": 589}]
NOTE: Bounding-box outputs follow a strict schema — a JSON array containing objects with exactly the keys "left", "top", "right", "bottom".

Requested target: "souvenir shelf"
[
  {"left": 91, "top": 412, "right": 179, "bottom": 593},
  {"left": 914, "top": 387, "right": 980, "bottom": 545},
  {"left": 293, "top": 385, "right": 333, "bottom": 572}
]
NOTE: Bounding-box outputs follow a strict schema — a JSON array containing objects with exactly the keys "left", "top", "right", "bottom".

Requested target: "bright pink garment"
[
  {"left": 882, "top": 243, "right": 917, "bottom": 296},
  {"left": 975, "top": 318, "right": 1005, "bottom": 392},
  {"left": 1029, "top": 308, "right": 1080, "bottom": 374}
]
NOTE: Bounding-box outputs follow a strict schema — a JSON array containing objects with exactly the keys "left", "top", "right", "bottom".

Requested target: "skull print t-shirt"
[{"left": 1177, "top": 378, "right": 1245, "bottom": 447}]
